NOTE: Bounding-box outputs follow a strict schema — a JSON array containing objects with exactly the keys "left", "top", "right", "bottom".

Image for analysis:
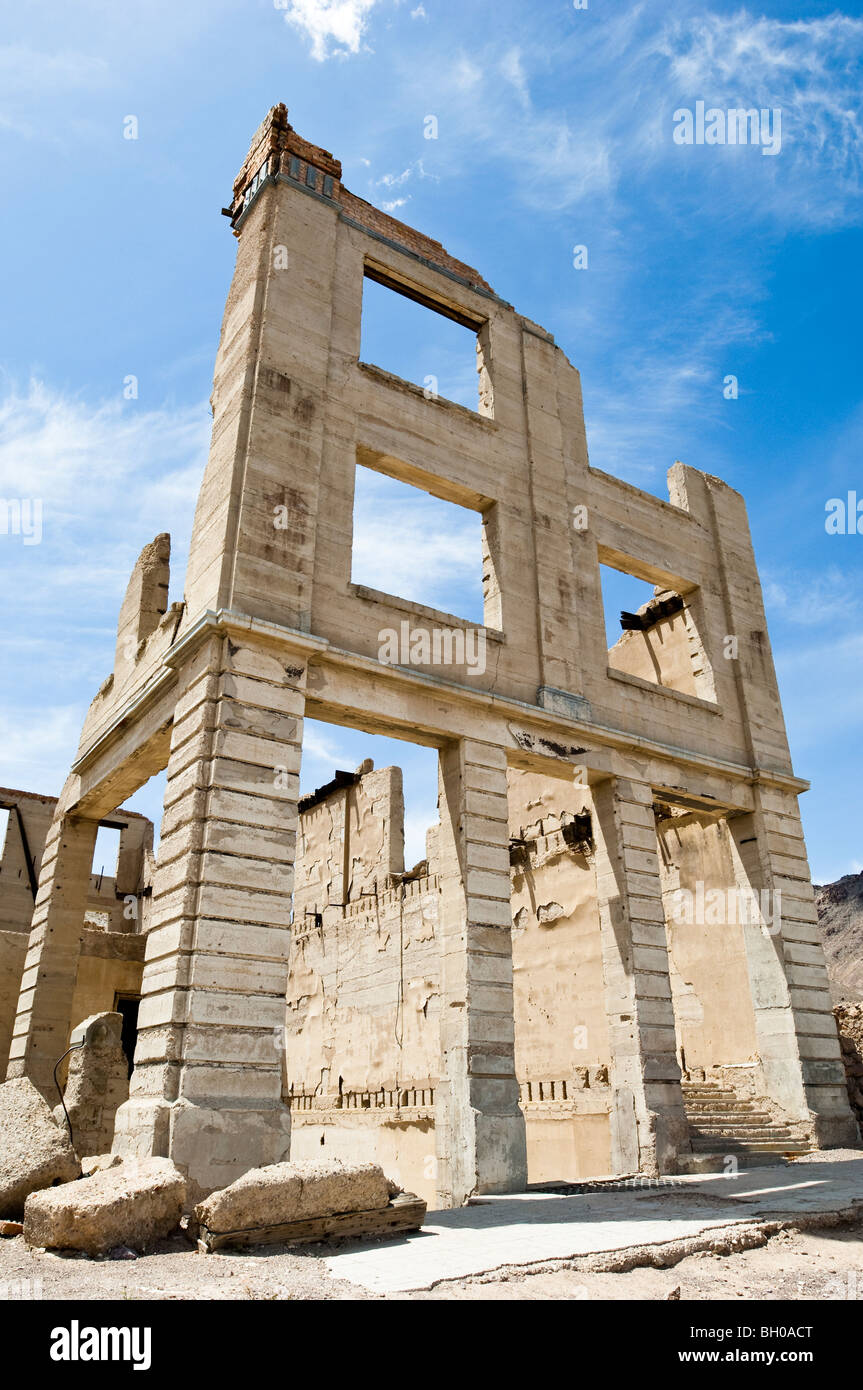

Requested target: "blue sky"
[{"left": 0, "top": 0, "right": 861, "bottom": 880}]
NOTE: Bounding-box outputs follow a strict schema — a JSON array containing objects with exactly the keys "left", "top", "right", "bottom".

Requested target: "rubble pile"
[{"left": 834, "top": 1003, "right": 863, "bottom": 1138}]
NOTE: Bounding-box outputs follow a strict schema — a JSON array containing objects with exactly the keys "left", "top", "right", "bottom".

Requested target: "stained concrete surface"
[{"left": 323, "top": 1154, "right": 863, "bottom": 1294}]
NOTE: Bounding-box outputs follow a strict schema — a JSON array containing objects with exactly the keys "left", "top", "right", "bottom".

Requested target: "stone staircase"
[{"left": 682, "top": 1079, "right": 811, "bottom": 1157}]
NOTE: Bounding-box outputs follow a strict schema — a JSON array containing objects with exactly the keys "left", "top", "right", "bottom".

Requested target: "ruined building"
[
  {"left": 0, "top": 789, "right": 151, "bottom": 1080},
  {"left": 4, "top": 104, "right": 856, "bottom": 1206}
]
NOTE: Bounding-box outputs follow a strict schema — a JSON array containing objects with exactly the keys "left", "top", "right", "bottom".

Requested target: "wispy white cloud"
[
  {"left": 280, "top": 0, "right": 380, "bottom": 61},
  {"left": 0, "top": 704, "right": 86, "bottom": 795},
  {"left": 0, "top": 380, "right": 207, "bottom": 609},
  {"left": 500, "top": 47, "right": 530, "bottom": 110},
  {"left": 376, "top": 159, "right": 436, "bottom": 189},
  {"left": 655, "top": 9, "right": 863, "bottom": 227},
  {"left": 373, "top": 157, "right": 438, "bottom": 212},
  {"left": 393, "top": 7, "right": 863, "bottom": 226},
  {"left": 764, "top": 566, "right": 863, "bottom": 629},
  {"left": 351, "top": 467, "right": 483, "bottom": 618},
  {"left": 775, "top": 632, "right": 863, "bottom": 748}
]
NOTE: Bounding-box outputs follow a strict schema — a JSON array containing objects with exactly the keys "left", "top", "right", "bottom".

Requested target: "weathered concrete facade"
[{"left": 7, "top": 104, "right": 855, "bottom": 1204}]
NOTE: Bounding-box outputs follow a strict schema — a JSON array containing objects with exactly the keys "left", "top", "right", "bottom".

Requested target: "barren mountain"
[{"left": 815, "top": 871, "right": 863, "bottom": 1003}]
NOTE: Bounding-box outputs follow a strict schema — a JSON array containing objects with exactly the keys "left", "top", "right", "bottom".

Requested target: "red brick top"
[
  {"left": 338, "top": 190, "right": 493, "bottom": 294},
  {"left": 230, "top": 104, "right": 493, "bottom": 296}
]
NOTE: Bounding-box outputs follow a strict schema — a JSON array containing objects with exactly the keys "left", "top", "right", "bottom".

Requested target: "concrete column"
[
  {"left": 729, "top": 789, "right": 857, "bottom": 1147},
  {"left": 6, "top": 809, "right": 99, "bottom": 1095},
  {"left": 591, "top": 775, "right": 689, "bottom": 1175},
  {"left": 112, "top": 633, "right": 304, "bottom": 1201},
  {"left": 435, "top": 739, "right": 526, "bottom": 1206}
]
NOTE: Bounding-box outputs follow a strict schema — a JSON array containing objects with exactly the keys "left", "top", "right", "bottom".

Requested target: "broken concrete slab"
[
  {"left": 23, "top": 1157, "right": 185, "bottom": 1256},
  {"left": 195, "top": 1158, "right": 393, "bottom": 1240},
  {"left": 198, "top": 1191, "right": 427, "bottom": 1252},
  {"left": 0, "top": 1077, "right": 81, "bottom": 1218}
]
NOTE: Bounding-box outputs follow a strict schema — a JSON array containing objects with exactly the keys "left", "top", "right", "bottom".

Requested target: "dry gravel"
[{"left": 1, "top": 1216, "right": 862, "bottom": 1301}]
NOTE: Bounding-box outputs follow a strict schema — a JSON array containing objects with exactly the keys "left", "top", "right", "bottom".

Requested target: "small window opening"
[{"left": 600, "top": 562, "right": 715, "bottom": 701}]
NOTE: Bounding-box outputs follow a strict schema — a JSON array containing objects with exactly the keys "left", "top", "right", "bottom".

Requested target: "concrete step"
[
  {"left": 688, "top": 1118, "right": 796, "bottom": 1131},
  {"left": 684, "top": 1106, "right": 765, "bottom": 1118},
  {"left": 686, "top": 1109, "right": 784, "bottom": 1123},
  {"left": 690, "top": 1130, "right": 801, "bottom": 1143},
  {"left": 690, "top": 1139, "right": 811, "bottom": 1154},
  {"left": 682, "top": 1078, "right": 810, "bottom": 1154},
  {"left": 677, "top": 1152, "right": 793, "bottom": 1173}
]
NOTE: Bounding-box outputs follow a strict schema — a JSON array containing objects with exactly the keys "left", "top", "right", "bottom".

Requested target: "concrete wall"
[
  {"left": 288, "top": 762, "right": 618, "bottom": 1195},
  {"left": 508, "top": 768, "right": 613, "bottom": 1181},
  {"left": 69, "top": 931, "right": 146, "bottom": 1041},
  {"left": 607, "top": 603, "right": 713, "bottom": 703},
  {"left": 287, "top": 764, "right": 440, "bottom": 1204},
  {"left": 0, "top": 930, "right": 29, "bottom": 1081},
  {"left": 657, "top": 812, "right": 760, "bottom": 1073}
]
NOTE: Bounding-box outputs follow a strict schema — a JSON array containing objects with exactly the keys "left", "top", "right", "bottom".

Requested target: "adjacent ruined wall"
[
  {"left": 508, "top": 768, "right": 612, "bottom": 1181},
  {"left": 606, "top": 591, "right": 715, "bottom": 703},
  {"left": 0, "top": 789, "right": 151, "bottom": 1074},
  {"left": 0, "top": 792, "right": 55, "bottom": 1073},
  {"left": 657, "top": 811, "right": 760, "bottom": 1079},
  {"left": 292, "top": 762, "right": 405, "bottom": 918},
  {"left": 287, "top": 765, "right": 440, "bottom": 1204},
  {"left": 288, "top": 762, "right": 620, "bottom": 1193},
  {"left": 69, "top": 930, "right": 146, "bottom": 1038}
]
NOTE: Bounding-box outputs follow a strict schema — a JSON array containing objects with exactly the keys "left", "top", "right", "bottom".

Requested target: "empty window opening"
[
  {"left": 121, "top": 768, "right": 167, "bottom": 853},
  {"left": 360, "top": 271, "right": 491, "bottom": 415},
  {"left": 352, "top": 463, "right": 487, "bottom": 625},
  {"left": 600, "top": 563, "right": 715, "bottom": 701},
  {"left": 0, "top": 807, "right": 10, "bottom": 860},
  {"left": 114, "top": 994, "right": 141, "bottom": 1079},
  {"left": 91, "top": 824, "right": 121, "bottom": 882}
]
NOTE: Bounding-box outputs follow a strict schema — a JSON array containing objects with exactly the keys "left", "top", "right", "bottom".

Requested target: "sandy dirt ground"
[{"left": 1, "top": 1217, "right": 862, "bottom": 1301}]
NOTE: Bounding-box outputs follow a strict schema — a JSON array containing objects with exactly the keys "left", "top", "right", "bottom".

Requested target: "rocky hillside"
[{"left": 815, "top": 871, "right": 863, "bottom": 1003}]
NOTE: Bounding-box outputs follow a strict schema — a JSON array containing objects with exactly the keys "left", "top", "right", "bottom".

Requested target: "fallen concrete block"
[
  {"left": 196, "top": 1158, "right": 390, "bottom": 1232},
  {"left": 198, "top": 1192, "right": 427, "bottom": 1252},
  {"left": 23, "top": 1157, "right": 186, "bottom": 1256},
  {"left": 195, "top": 1158, "right": 424, "bottom": 1250},
  {"left": 0, "top": 1078, "right": 81, "bottom": 1218}
]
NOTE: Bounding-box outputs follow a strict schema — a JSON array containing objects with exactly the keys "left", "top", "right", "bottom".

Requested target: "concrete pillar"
[
  {"left": 112, "top": 634, "right": 304, "bottom": 1201},
  {"left": 591, "top": 775, "right": 689, "bottom": 1175},
  {"left": 6, "top": 809, "right": 99, "bottom": 1095},
  {"left": 435, "top": 739, "right": 527, "bottom": 1205},
  {"left": 729, "top": 788, "right": 858, "bottom": 1147}
]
